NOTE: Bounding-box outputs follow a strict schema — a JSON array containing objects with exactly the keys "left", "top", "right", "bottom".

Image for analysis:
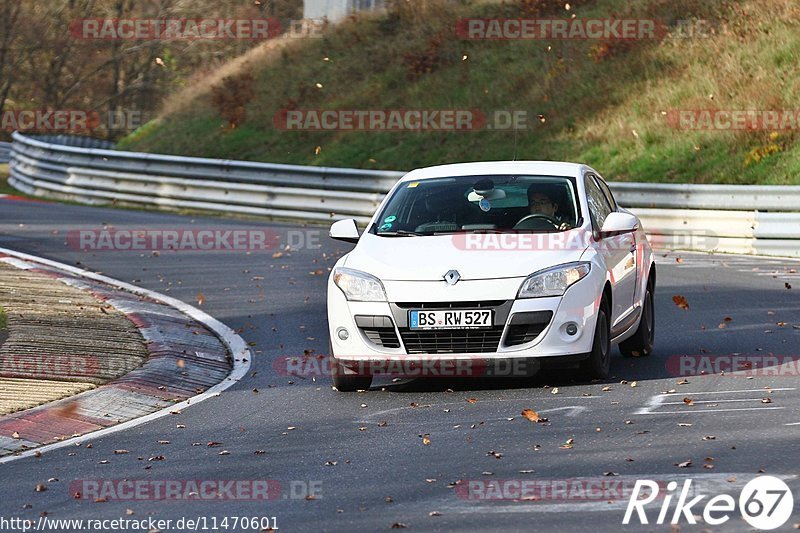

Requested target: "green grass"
[
  {"left": 0, "top": 165, "right": 16, "bottom": 195},
  {"left": 0, "top": 306, "right": 7, "bottom": 331},
  {"left": 118, "top": 0, "right": 800, "bottom": 184}
]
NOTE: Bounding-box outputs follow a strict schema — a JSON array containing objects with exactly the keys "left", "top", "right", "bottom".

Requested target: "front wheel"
[
  {"left": 331, "top": 357, "right": 372, "bottom": 392},
  {"left": 579, "top": 303, "right": 611, "bottom": 380},
  {"left": 619, "top": 282, "right": 655, "bottom": 358}
]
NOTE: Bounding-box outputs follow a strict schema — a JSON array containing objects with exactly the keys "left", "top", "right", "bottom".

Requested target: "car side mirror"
[
  {"left": 330, "top": 219, "right": 360, "bottom": 243},
  {"left": 600, "top": 212, "right": 639, "bottom": 236}
]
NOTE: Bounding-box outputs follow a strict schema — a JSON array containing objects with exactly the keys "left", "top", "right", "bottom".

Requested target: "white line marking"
[
  {"left": 660, "top": 388, "right": 795, "bottom": 396},
  {"left": 662, "top": 398, "right": 777, "bottom": 405},
  {"left": 637, "top": 407, "right": 783, "bottom": 414},
  {"left": 784, "top": 422, "right": 800, "bottom": 426},
  {"left": 358, "top": 398, "right": 599, "bottom": 423},
  {"left": 634, "top": 394, "right": 666, "bottom": 415},
  {"left": 635, "top": 388, "right": 793, "bottom": 415},
  {"left": 0, "top": 247, "right": 251, "bottom": 465}
]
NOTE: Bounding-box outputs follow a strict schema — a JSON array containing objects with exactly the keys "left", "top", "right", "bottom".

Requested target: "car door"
[{"left": 584, "top": 173, "right": 637, "bottom": 332}]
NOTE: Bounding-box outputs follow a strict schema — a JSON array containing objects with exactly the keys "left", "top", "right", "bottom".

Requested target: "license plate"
[{"left": 409, "top": 309, "right": 493, "bottom": 330}]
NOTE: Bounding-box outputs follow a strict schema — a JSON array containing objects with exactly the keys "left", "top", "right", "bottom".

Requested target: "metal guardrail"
[
  {"left": 0, "top": 142, "right": 10, "bottom": 163},
  {"left": 8, "top": 132, "right": 800, "bottom": 257}
]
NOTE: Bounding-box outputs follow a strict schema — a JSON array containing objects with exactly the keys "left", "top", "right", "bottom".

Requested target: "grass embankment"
[
  {"left": 118, "top": 0, "right": 800, "bottom": 184},
  {"left": 0, "top": 165, "right": 16, "bottom": 196}
]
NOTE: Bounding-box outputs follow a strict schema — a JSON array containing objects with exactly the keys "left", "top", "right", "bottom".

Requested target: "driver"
[{"left": 526, "top": 187, "right": 570, "bottom": 230}]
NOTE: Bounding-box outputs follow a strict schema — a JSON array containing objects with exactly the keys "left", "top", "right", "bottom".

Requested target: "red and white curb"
[{"left": 0, "top": 246, "right": 251, "bottom": 464}]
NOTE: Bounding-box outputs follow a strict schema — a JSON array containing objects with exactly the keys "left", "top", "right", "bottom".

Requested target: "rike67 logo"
[{"left": 623, "top": 476, "right": 794, "bottom": 530}]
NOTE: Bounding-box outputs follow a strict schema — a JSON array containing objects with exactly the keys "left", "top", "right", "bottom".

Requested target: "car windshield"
[{"left": 373, "top": 175, "right": 581, "bottom": 236}]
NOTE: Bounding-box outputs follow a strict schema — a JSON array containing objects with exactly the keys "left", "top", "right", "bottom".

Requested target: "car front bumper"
[{"left": 327, "top": 269, "right": 605, "bottom": 369}]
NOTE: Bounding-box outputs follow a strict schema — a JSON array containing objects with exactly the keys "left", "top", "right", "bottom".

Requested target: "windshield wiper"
[{"left": 378, "top": 230, "right": 427, "bottom": 237}]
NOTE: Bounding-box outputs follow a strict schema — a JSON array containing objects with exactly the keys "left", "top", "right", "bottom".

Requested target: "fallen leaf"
[
  {"left": 702, "top": 435, "right": 716, "bottom": 440},
  {"left": 521, "top": 409, "right": 548, "bottom": 423},
  {"left": 786, "top": 283, "right": 792, "bottom": 289},
  {"left": 601, "top": 386, "right": 612, "bottom": 392},
  {"left": 761, "top": 397, "right": 773, "bottom": 404},
  {"left": 675, "top": 460, "right": 693, "bottom": 468},
  {"left": 11, "top": 431, "right": 20, "bottom": 439},
  {"left": 683, "top": 398, "right": 694, "bottom": 406},
  {"left": 196, "top": 293, "right": 205, "bottom": 306},
  {"left": 677, "top": 379, "right": 689, "bottom": 385},
  {"left": 672, "top": 295, "right": 689, "bottom": 310},
  {"left": 551, "top": 387, "right": 559, "bottom": 394},
  {"left": 630, "top": 381, "right": 638, "bottom": 387},
  {"left": 428, "top": 511, "right": 442, "bottom": 517},
  {"left": 466, "top": 398, "right": 478, "bottom": 404},
  {"left": 422, "top": 435, "right": 431, "bottom": 446},
  {"left": 391, "top": 524, "right": 408, "bottom": 529}
]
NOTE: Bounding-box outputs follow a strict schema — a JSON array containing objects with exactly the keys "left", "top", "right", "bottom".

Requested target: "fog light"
[
  {"left": 336, "top": 327, "right": 350, "bottom": 341},
  {"left": 565, "top": 323, "right": 578, "bottom": 336}
]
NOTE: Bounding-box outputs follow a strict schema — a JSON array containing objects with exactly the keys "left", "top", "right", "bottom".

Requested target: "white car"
[{"left": 327, "top": 161, "right": 655, "bottom": 391}]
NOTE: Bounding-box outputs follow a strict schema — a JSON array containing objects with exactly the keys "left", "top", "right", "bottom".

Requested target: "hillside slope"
[{"left": 119, "top": 0, "right": 800, "bottom": 184}]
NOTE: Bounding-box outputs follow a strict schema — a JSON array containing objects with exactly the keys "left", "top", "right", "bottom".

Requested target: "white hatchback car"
[{"left": 327, "top": 162, "right": 655, "bottom": 391}]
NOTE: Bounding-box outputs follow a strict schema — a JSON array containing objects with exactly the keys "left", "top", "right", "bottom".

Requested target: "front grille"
[
  {"left": 395, "top": 300, "right": 506, "bottom": 309},
  {"left": 398, "top": 327, "right": 504, "bottom": 354},
  {"left": 361, "top": 328, "right": 401, "bottom": 348}
]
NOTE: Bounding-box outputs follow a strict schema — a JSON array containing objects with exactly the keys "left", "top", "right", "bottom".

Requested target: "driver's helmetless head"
[{"left": 527, "top": 191, "right": 558, "bottom": 217}]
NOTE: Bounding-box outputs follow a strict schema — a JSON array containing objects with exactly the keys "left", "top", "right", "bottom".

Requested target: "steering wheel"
[{"left": 513, "top": 214, "right": 559, "bottom": 230}]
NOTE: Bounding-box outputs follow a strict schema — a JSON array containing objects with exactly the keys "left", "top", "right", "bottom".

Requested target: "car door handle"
[{"left": 629, "top": 244, "right": 636, "bottom": 253}]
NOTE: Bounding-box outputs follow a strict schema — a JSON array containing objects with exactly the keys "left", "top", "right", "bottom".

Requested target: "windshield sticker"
[
  {"left": 407, "top": 182, "right": 419, "bottom": 188},
  {"left": 383, "top": 215, "right": 397, "bottom": 223},
  {"left": 479, "top": 198, "right": 491, "bottom": 212},
  {"left": 379, "top": 222, "right": 393, "bottom": 231}
]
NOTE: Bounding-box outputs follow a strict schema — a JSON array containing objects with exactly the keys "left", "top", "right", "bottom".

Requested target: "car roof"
[{"left": 399, "top": 161, "right": 594, "bottom": 183}]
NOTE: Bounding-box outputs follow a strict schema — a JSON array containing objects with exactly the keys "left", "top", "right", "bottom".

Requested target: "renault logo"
[{"left": 443, "top": 270, "right": 461, "bottom": 285}]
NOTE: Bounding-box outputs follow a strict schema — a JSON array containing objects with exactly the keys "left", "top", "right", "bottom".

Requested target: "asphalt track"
[{"left": 0, "top": 196, "right": 798, "bottom": 532}]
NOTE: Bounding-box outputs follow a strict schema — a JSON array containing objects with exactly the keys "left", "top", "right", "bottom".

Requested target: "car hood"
[{"left": 343, "top": 230, "right": 590, "bottom": 281}]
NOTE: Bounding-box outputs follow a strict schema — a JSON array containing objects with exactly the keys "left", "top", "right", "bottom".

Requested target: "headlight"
[
  {"left": 333, "top": 267, "right": 387, "bottom": 302},
  {"left": 517, "top": 262, "right": 591, "bottom": 299}
]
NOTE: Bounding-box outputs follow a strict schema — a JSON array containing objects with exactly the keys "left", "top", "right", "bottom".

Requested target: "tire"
[
  {"left": 331, "top": 356, "right": 372, "bottom": 392},
  {"left": 619, "top": 281, "right": 655, "bottom": 358},
  {"left": 579, "top": 301, "right": 611, "bottom": 380}
]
